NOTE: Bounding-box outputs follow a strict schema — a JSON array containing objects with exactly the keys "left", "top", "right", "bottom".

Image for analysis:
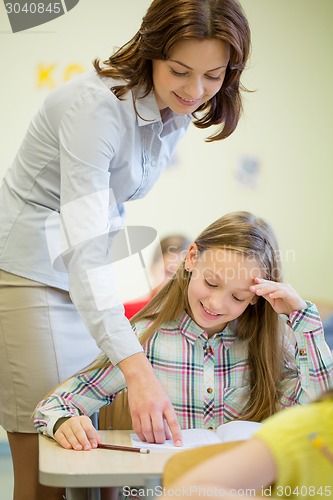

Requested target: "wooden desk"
[{"left": 39, "top": 430, "right": 177, "bottom": 500}]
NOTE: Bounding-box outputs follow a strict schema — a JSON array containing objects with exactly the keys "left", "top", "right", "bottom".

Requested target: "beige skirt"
[{"left": 0, "top": 270, "right": 100, "bottom": 433}]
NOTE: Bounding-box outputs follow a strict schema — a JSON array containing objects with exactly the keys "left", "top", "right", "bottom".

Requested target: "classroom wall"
[{"left": 0, "top": 0, "right": 332, "bottom": 305}]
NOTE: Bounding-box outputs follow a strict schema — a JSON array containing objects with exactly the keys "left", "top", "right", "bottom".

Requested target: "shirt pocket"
[{"left": 220, "top": 386, "right": 251, "bottom": 421}]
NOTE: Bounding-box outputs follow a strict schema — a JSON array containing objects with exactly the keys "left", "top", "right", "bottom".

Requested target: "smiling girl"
[{"left": 34, "top": 211, "right": 333, "bottom": 451}]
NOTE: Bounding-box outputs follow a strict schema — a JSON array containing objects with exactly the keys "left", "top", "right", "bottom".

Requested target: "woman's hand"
[
  {"left": 54, "top": 415, "right": 101, "bottom": 450},
  {"left": 250, "top": 278, "right": 307, "bottom": 316},
  {"left": 118, "top": 352, "right": 183, "bottom": 447}
]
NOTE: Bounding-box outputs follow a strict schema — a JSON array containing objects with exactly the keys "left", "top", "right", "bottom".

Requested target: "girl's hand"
[
  {"left": 54, "top": 415, "right": 101, "bottom": 450},
  {"left": 250, "top": 278, "right": 307, "bottom": 316}
]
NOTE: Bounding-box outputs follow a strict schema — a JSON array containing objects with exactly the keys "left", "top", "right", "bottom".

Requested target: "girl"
[
  {"left": 0, "top": 1, "right": 251, "bottom": 498},
  {"left": 34, "top": 211, "right": 333, "bottom": 451}
]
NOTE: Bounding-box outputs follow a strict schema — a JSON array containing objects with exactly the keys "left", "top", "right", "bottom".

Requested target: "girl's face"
[
  {"left": 152, "top": 38, "right": 230, "bottom": 113},
  {"left": 185, "top": 245, "right": 263, "bottom": 337}
]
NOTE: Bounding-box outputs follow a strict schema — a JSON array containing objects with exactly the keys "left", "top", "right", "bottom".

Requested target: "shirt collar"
[
  {"left": 134, "top": 88, "right": 191, "bottom": 130},
  {"left": 177, "top": 312, "right": 238, "bottom": 349}
]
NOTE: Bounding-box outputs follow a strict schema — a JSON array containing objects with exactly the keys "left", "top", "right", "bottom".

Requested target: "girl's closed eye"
[
  {"left": 232, "top": 295, "right": 245, "bottom": 302},
  {"left": 205, "top": 279, "right": 218, "bottom": 288}
]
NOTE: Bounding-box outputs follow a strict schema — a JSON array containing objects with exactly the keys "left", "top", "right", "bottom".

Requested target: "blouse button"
[
  {"left": 299, "top": 348, "right": 307, "bottom": 356},
  {"left": 207, "top": 387, "right": 213, "bottom": 394}
]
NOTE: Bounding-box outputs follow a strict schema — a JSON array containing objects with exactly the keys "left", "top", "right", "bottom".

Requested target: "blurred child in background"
[{"left": 124, "top": 234, "right": 190, "bottom": 319}]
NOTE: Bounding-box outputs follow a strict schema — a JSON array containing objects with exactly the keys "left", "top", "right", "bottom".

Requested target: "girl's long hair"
[
  {"left": 132, "top": 211, "right": 289, "bottom": 422},
  {"left": 93, "top": 0, "right": 251, "bottom": 142}
]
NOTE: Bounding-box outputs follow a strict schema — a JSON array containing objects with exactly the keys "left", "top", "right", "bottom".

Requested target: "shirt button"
[
  {"left": 207, "top": 426, "right": 214, "bottom": 430},
  {"left": 206, "top": 346, "right": 213, "bottom": 354},
  {"left": 299, "top": 348, "right": 307, "bottom": 356},
  {"left": 207, "top": 387, "right": 213, "bottom": 394}
]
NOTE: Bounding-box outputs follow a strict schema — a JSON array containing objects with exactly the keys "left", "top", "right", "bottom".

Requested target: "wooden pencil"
[{"left": 97, "top": 443, "right": 150, "bottom": 454}]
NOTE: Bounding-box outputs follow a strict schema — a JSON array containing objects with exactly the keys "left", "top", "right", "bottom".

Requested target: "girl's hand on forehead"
[{"left": 249, "top": 278, "right": 307, "bottom": 316}]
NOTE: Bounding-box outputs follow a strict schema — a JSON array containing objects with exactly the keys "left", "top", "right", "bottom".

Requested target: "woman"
[{"left": 0, "top": 1, "right": 251, "bottom": 498}]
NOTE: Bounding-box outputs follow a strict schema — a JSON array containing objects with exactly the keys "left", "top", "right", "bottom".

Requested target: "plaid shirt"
[{"left": 34, "top": 302, "right": 333, "bottom": 437}]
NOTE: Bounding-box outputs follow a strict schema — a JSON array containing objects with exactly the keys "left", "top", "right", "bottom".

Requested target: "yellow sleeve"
[{"left": 254, "top": 401, "right": 333, "bottom": 499}]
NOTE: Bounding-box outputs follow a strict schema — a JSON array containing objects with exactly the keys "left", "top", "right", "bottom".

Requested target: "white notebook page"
[
  {"left": 216, "top": 420, "right": 262, "bottom": 442},
  {"left": 130, "top": 428, "right": 221, "bottom": 451}
]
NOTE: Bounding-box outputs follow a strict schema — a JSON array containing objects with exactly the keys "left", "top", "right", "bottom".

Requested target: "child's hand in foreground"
[
  {"left": 250, "top": 278, "right": 307, "bottom": 316},
  {"left": 54, "top": 415, "right": 101, "bottom": 451}
]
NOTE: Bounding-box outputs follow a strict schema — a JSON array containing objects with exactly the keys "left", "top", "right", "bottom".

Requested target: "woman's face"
[
  {"left": 152, "top": 38, "right": 230, "bottom": 113},
  {"left": 185, "top": 245, "right": 263, "bottom": 336}
]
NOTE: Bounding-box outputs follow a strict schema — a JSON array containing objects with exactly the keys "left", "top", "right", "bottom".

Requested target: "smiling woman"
[
  {"left": 0, "top": 1, "right": 253, "bottom": 499},
  {"left": 152, "top": 39, "right": 230, "bottom": 112}
]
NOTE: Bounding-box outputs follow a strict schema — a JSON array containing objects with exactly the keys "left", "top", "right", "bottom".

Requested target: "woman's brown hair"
[{"left": 93, "top": 0, "right": 251, "bottom": 141}]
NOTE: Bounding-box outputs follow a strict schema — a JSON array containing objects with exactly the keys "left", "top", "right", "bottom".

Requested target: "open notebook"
[{"left": 130, "top": 420, "right": 261, "bottom": 451}]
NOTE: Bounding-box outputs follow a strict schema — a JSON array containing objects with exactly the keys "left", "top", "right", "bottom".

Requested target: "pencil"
[
  {"left": 308, "top": 433, "right": 333, "bottom": 465},
  {"left": 98, "top": 443, "right": 150, "bottom": 454}
]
